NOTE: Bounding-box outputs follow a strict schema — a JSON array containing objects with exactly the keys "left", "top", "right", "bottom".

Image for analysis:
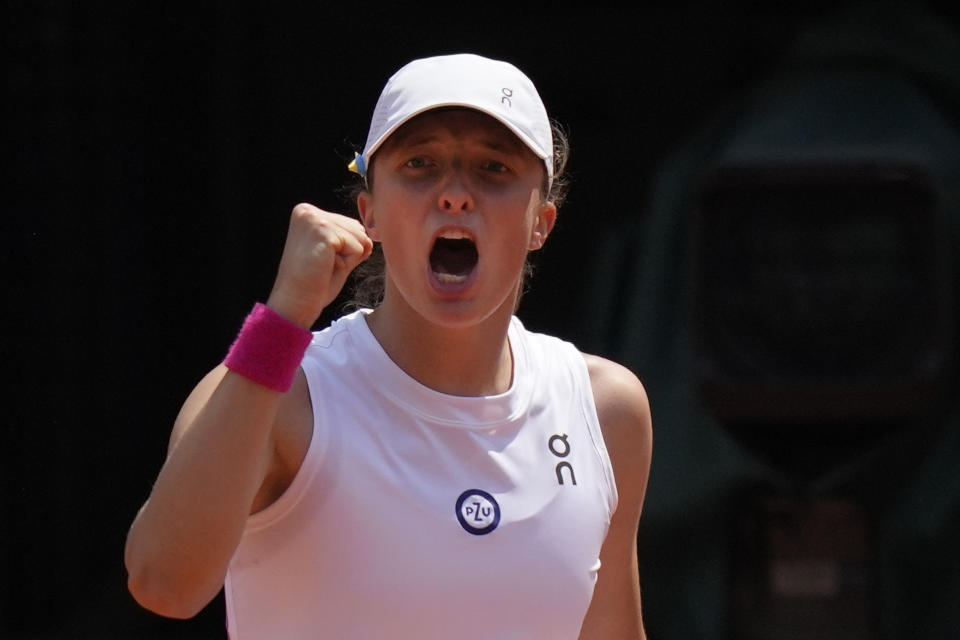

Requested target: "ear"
[
  {"left": 528, "top": 201, "right": 557, "bottom": 250},
  {"left": 357, "top": 191, "right": 381, "bottom": 242}
]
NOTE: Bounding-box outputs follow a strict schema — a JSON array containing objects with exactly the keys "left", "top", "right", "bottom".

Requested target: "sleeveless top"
[{"left": 224, "top": 310, "right": 618, "bottom": 639}]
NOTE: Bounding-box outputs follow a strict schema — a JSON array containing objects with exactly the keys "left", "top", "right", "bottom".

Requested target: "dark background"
[{"left": 5, "top": 2, "right": 960, "bottom": 639}]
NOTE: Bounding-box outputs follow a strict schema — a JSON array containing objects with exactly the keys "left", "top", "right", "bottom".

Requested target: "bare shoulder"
[
  {"left": 582, "top": 354, "right": 652, "bottom": 507},
  {"left": 583, "top": 354, "right": 652, "bottom": 450}
]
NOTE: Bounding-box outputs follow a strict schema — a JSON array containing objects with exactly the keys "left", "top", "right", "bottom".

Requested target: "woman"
[{"left": 125, "top": 53, "right": 652, "bottom": 639}]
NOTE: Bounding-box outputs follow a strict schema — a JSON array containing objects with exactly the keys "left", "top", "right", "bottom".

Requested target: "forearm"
[{"left": 125, "top": 368, "right": 279, "bottom": 618}]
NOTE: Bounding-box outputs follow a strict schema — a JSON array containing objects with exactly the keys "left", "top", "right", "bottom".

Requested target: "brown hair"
[{"left": 341, "top": 120, "right": 570, "bottom": 312}]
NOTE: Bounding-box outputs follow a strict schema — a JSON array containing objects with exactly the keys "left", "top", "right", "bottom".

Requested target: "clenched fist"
[{"left": 266, "top": 203, "right": 373, "bottom": 328}]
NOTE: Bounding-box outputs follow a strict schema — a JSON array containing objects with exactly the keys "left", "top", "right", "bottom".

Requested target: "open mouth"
[{"left": 430, "top": 232, "right": 478, "bottom": 284}]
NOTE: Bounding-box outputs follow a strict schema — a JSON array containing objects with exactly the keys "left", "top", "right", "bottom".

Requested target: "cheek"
[
  {"left": 376, "top": 216, "right": 422, "bottom": 272},
  {"left": 496, "top": 227, "right": 537, "bottom": 268},
  {"left": 366, "top": 190, "right": 411, "bottom": 243}
]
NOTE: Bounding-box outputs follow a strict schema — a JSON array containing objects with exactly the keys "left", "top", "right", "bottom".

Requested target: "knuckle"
[
  {"left": 291, "top": 202, "right": 314, "bottom": 218},
  {"left": 313, "top": 218, "right": 336, "bottom": 239}
]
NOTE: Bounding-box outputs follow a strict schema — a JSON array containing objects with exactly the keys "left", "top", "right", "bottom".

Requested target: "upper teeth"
[{"left": 439, "top": 230, "right": 471, "bottom": 240}]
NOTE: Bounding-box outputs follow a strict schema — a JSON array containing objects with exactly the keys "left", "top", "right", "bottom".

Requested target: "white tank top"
[{"left": 225, "top": 310, "right": 618, "bottom": 639}]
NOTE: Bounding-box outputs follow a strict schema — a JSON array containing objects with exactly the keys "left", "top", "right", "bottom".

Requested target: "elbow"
[
  {"left": 124, "top": 539, "right": 214, "bottom": 619},
  {"left": 126, "top": 564, "right": 209, "bottom": 620}
]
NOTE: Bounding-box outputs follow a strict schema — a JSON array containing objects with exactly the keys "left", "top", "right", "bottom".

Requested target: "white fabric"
[
  {"left": 360, "top": 53, "right": 554, "bottom": 185},
  {"left": 225, "top": 310, "right": 617, "bottom": 639}
]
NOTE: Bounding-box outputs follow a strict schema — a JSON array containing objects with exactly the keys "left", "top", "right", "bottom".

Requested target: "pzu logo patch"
[{"left": 456, "top": 489, "right": 500, "bottom": 535}]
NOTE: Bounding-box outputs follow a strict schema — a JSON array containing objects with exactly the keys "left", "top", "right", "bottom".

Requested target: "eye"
[
  {"left": 481, "top": 160, "right": 509, "bottom": 173},
  {"left": 404, "top": 156, "right": 432, "bottom": 169}
]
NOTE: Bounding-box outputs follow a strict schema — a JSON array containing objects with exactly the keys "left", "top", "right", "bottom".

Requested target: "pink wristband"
[{"left": 224, "top": 303, "right": 313, "bottom": 392}]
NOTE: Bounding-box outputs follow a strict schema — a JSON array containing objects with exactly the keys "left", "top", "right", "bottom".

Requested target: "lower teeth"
[{"left": 435, "top": 272, "right": 468, "bottom": 284}]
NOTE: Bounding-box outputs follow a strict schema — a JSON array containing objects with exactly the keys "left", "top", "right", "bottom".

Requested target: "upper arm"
[{"left": 579, "top": 354, "right": 652, "bottom": 639}]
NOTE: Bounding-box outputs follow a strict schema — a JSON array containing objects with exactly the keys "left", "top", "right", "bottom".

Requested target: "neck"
[{"left": 364, "top": 288, "right": 517, "bottom": 397}]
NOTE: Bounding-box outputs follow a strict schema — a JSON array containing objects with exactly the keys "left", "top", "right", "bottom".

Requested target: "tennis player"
[{"left": 125, "top": 53, "right": 652, "bottom": 639}]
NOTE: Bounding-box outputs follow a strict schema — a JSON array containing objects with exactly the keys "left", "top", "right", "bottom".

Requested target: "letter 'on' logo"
[
  {"left": 455, "top": 489, "right": 501, "bottom": 535},
  {"left": 548, "top": 434, "right": 577, "bottom": 485}
]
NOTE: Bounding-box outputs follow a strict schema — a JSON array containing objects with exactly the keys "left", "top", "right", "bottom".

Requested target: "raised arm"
[
  {"left": 578, "top": 354, "right": 653, "bottom": 640},
  {"left": 124, "top": 204, "right": 372, "bottom": 618}
]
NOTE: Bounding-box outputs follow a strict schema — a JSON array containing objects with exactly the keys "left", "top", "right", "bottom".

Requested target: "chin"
[
  {"left": 419, "top": 301, "right": 500, "bottom": 329},
  {"left": 418, "top": 290, "right": 519, "bottom": 331},
  {"left": 382, "top": 268, "right": 521, "bottom": 330}
]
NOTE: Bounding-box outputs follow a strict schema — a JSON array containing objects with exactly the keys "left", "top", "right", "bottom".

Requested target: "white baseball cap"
[{"left": 351, "top": 53, "right": 553, "bottom": 187}]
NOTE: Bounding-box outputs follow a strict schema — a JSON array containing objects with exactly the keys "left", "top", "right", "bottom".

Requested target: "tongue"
[{"left": 431, "top": 238, "right": 478, "bottom": 275}]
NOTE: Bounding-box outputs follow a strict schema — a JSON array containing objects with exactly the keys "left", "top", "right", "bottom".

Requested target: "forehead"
[{"left": 378, "top": 108, "right": 533, "bottom": 156}]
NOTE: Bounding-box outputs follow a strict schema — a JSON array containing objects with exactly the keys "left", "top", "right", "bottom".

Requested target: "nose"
[{"left": 437, "top": 172, "right": 473, "bottom": 213}]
